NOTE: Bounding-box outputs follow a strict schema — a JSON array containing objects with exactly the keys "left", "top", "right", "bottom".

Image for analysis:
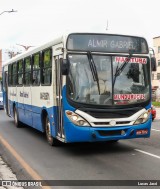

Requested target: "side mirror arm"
[{"left": 61, "top": 59, "right": 69, "bottom": 75}]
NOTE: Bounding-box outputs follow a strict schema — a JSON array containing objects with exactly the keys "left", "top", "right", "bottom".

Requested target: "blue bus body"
[{"left": 2, "top": 33, "right": 153, "bottom": 145}]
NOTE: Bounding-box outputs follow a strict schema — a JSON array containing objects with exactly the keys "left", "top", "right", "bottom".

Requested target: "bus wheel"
[
  {"left": 14, "top": 107, "right": 21, "bottom": 128},
  {"left": 45, "top": 115, "right": 60, "bottom": 146}
]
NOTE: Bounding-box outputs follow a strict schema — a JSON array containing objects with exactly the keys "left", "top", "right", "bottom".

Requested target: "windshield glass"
[
  {"left": 113, "top": 56, "right": 149, "bottom": 105},
  {"left": 67, "top": 54, "right": 150, "bottom": 106}
]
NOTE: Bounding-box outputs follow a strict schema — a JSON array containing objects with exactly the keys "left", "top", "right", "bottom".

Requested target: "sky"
[{"left": 0, "top": 0, "right": 160, "bottom": 61}]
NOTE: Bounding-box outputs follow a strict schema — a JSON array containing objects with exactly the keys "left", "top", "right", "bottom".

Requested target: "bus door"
[
  {"left": 54, "top": 53, "right": 65, "bottom": 139},
  {"left": 23, "top": 85, "right": 32, "bottom": 126},
  {"left": 3, "top": 71, "right": 10, "bottom": 116},
  {"left": 23, "top": 57, "right": 32, "bottom": 126}
]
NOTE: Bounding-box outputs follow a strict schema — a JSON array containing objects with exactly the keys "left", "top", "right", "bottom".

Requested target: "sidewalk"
[
  {"left": 155, "top": 107, "right": 160, "bottom": 119},
  {"left": 0, "top": 156, "right": 24, "bottom": 189}
]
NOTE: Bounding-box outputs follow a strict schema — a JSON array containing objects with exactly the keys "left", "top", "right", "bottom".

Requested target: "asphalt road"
[{"left": 0, "top": 109, "right": 160, "bottom": 189}]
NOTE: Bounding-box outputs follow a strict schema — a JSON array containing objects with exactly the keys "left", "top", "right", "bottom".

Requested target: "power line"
[{"left": 0, "top": 9, "right": 17, "bottom": 16}]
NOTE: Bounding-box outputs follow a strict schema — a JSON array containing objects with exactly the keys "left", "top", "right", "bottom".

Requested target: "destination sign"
[{"left": 67, "top": 34, "right": 148, "bottom": 54}]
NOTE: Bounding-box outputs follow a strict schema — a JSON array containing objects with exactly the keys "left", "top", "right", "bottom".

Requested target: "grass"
[{"left": 152, "top": 101, "right": 160, "bottom": 107}]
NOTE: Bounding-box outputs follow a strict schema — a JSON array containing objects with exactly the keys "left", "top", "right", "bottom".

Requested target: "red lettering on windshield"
[
  {"left": 114, "top": 94, "right": 145, "bottom": 100},
  {"left": 115, "top": 57, "right": 147, "bottom": 64}
]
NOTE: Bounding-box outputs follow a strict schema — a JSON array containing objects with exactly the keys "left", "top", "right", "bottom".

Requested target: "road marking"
[
  {"left": 0, "top": 134, "right": 52, "bottom": 189},
  {"left": 151, "top": 129, "right": 160, "bottom": 132},
  {"left": 135, "top": 149, "right": 160, "bottom": 159}
]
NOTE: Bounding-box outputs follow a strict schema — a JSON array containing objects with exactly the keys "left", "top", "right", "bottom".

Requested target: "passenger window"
[
  {"left": 24, "top": 57, "right": 31, "bottom": 86},
  {"left": 32, "top": 53, "right": 41, "bottom": 86},
  {"left": 17, "top": 60, "right": 23, "bottom": 85},
  {"left": 12, "top": 63, "right": 17, "bottom": 86},
  {"left": 41, "top": 49, "right": 52, "bottom": 85},
  {"left": 8, "top": 64, "right": 12, "bottom": 86}
]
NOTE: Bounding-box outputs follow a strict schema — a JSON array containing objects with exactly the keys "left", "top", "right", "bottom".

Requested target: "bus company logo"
[
  {"left": 115, "top": 57, "right": 147, "bottom": 64},
  {"left": 20, "top": 91, "right": 29, "bottom": 98},
  {"left": 1, "top": 180, "right": 42, "bottom": 187},
  {"left": 40, "top": 92, "right": 50, "bottom": 100},
  {"left": 114, "top": 94, "right": 145, "bottom": 100},
  {"left": 2, "top": 181, "right": 11, "bottom": 186}
]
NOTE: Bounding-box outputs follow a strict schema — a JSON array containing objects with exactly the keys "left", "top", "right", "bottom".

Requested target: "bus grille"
[
  {"left": 78, "top": 107, "right": 143, "bottom": 119},
  {"left": 98, "top": 129, "right": 127, "bottom": 136},
  {"left": 93, "top": 121, "right": 131, "bottom": 126}
]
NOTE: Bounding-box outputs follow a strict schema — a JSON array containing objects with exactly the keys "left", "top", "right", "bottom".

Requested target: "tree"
[{"left": 5, "top": 46, "right": 22, "bottom": 59}]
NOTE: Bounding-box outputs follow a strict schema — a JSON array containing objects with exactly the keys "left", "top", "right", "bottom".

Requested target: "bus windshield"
[{"left": 67, "top": 54, "right": 150, "bottom": 106}]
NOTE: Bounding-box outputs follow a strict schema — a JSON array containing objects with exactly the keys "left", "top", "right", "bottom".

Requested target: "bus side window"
[
  {"left": 12, "top": 62, "right": 17, "bottom": 86},
  {"left": 8, "top": 64, "right": 12, "bottom": 86},
  {"left": 17, "top": 60, "right": 23, "bottom": 85},
  {"left": 41, "top": 48, "right": 52, "bottom": 85},
  {"left": 24, "top": 57, "right": 31, "bottom": 86},
  {"left": 32, "top": 53, "right": 41, "bottom": 86}
]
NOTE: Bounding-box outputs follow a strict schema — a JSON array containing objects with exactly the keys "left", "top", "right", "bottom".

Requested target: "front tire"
[
  {"left": 107, "top": 140, "right": 119, "bottom": 144},
  {"left": 45, "top": 115, "right": 60, "bottom": 146}
]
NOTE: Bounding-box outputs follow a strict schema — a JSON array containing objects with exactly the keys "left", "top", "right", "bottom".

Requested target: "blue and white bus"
[{"left": 2, "top": 33, "right": 156, "bottom": 146}]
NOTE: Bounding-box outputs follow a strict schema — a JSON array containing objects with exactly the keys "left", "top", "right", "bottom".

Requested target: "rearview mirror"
[
  {"left": 151, "top": 57, "right": 157, "bottom": 71},
  {"left": 61, "top": 59, "right": 69, "bottom": 75}
]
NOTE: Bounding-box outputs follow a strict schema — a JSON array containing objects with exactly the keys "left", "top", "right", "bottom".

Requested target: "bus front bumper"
[{"left": 64, "top": 119, "right": 152, "bottom": 143}]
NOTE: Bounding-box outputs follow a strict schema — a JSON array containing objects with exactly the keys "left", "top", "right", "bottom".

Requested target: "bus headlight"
[
  {"left": 66, "top": 110, "right": 90, "bottom": 126},
  {"left": 134, "top": 109, "right": 151, "bottom": 125}
]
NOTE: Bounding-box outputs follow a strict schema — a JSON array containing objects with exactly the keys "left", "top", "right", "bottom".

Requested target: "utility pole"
[{"left": 106, "top": 20, "right": 109, "bottom": 31}]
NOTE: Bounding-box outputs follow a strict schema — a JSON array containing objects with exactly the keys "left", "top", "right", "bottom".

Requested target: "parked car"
[
  {"left": 0, "top": 92, "right": 3, "bottom": 109},
  {"left": 151, "top": 105, "right": 156, "bottom": 121}
]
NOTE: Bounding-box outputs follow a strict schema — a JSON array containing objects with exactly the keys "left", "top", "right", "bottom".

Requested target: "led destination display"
[{"left": 67, "top": 33, "right": 148, "bottom": 54}]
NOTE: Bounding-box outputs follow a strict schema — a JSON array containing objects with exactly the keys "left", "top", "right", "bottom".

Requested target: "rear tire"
[
  {"left": 14, "top": 107, "right": 21, "bottom": 128},
  {"left": 45, "top": 115, "right": 61, "bottom": 146}
]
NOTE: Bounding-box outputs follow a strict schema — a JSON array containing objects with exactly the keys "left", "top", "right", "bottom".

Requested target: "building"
[
  {"left": 0, "top": 49, "right": 2, "bottom": 78},
  {"left": 152, "top": 36, "right": 160, "bottom": 88}
]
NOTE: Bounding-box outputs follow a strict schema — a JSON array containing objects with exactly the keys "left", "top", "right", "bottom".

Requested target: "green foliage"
[
  {"left": 44, "top": 49, "right": 51, "bottom": 67},
  {"left": 152, "top": 101, "right": 160, "bottom": 107}
]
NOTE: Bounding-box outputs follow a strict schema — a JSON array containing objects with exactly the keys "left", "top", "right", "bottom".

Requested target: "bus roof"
[
  {"left": 3, "top": 35, "right": 64, "bottom": 67},
  {"left": 3, "top": 32, "right": 148, "bottom": 67}
]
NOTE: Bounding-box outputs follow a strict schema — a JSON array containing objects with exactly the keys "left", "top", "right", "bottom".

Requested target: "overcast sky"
[{"left": 0, "top": 0, "right": 160, "bottom": 58}]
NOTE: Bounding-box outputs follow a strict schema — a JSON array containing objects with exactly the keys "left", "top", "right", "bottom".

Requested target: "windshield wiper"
[
  {"left": 113, "top": 49, "right": 133, "bottom": 86},
  {"left": 87, "top": 51, "right": 100, "bottom": 95}
]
